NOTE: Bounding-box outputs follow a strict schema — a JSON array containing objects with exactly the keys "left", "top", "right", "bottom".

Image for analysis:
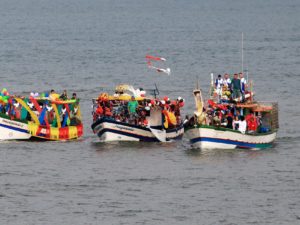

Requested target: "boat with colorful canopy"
[
  {"left": 0, "top": 90, "right": 83, "bottom": 141},
  {"left": 91, "top": 84, "right": 184, "bottom": 142},
  {"left": 184, "top": 75, "right": 279, "bottom": 150}
]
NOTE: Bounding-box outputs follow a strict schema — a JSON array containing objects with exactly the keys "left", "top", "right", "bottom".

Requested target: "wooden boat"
[
  {"left": 186, "top": 124, "right": 277, "bottom": 150},
  {"left": 185, "top": 79, "right": 279, "bottom": 150},
  {"left": 91, "top": 84, "right": 184, "bottom": 142},
  {"left": 0, "top": 94, "right": 83, "bottom": 141}
]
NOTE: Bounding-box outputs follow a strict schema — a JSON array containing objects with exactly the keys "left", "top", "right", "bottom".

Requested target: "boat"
[
  {"left": 184, "top": 75, "right": 279, "bottom": 150},
  {"left": 91, "top": 84, "right": 184, "bottom": 142},
  {"left": 0, "top": 91, "right": 83, "bottom": 141}
]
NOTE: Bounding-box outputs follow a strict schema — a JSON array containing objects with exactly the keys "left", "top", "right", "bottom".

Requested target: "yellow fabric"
[
  {"left": 50, "top": 127, "right": 59, "bottom": 140},
  {"left": 197, "top": 112, "right": 207, "bottom": 125},
  {"left": 14, "top": 97, "right": 40, "bottom": 125},
  {"left": 28, "top": 122, "right": 39, "bottom": 136},
  {"left": 115, "top": 84, "right": 129, "bottom": 92},
  {"left": 35, "top": 97, "right": 76, "bottom": 104},
  {"left": 164, "top": 119, "right": 168, "bottom": 129},
  {"left": 68, "top": 126, "right": 78, "bottom": 139},
  {"left": 108, "top": 95, "right": 144, "bottom": 101},
  {"left": 194, "top": 90, "right": 203, "bottom": 116},
  {"left": 49, "top": 93, "right": 60, "bottom": 100},
  {"left": 167, "top": 112, "right": 177, "bottom": 125},
  {"left": 52, "top": 104, "right": 61, "bottom": 128}
]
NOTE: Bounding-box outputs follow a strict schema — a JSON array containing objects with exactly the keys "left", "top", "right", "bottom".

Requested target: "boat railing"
[{"left": 254, "top": 101, "right": 279, "bottom": 131}]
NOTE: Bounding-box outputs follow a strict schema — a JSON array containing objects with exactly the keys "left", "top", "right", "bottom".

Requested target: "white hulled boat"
[
  {"left": 91, "top": 84, "right": 184, "bottom": 142},
  {"left": 185, "top": 78, "right": 279, "bottom": 150}
]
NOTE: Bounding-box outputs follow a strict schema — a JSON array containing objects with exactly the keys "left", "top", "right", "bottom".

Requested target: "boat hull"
[
  {"left": 92, "top": 118, "right": 184, "bottom": 142},
  {"left": 28, "top": 123, "right": 83, "bottom": 141},
  {"left": 185, "top": 126, "right": 277, "bottom": 150},
  {"left": 0, "top": 117, "right": 31, "bottom": 140},
  {"left": 0, "top": 116, "right": 83, "bottom": 141}
]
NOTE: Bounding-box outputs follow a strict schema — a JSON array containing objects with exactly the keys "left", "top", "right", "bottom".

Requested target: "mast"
[{"left": 241, "top": 32, "right": 244, "bottom": 74}]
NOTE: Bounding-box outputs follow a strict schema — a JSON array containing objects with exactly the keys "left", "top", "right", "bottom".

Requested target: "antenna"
[{"left": 241, "top": 32, "right": 244, "bottom": 74}]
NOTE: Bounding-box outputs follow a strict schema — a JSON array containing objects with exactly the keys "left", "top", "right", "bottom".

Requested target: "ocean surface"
[{"left": 1, "top": 0, "right": 300, "bottom": 224}]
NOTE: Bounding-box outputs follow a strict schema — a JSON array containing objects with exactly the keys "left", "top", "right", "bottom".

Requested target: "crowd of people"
[
  {"left": 185, "top": 101, "right": 263, "bottom": 134},
  {"left": 93, "top": 93, "right": 185, "bottom": 128},
  {"left": 0, "top": 88, "right": 81, "bottom": 127},
  {"left": 214, "top": 72, "right": 249, "bottom": 102}
]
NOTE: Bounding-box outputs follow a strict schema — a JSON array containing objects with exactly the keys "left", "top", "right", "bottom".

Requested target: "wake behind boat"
[
  {"left": 91, "top": 84, "right": 184, "bottom": 142},
  {"left": 185, "top": 74, "right": 279, "bottom": 150}
]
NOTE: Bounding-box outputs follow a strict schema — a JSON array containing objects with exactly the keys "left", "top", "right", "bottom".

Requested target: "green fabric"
[
  {"left": 128, "top": 100, "right": 138, "bottom": 113},
  {"left": 20, "top": 98, "right": 29, "bottom": 120},
  {"left": 233, "top": 89, "right": 240, "bottom": 98},
  {"left": 70, "top": 104, "right": 74, "bottom": 111},
  {"left": 52, "top": 117, "right": 57, "bottom": 127},
  {"left": 232, "top": 78, "right": 241, "bottom": 90},
  {"left": 20, "top": 107, "right": 28, "bottom": 120},
  {"left": 57, "top": 105, "right": 62, "bottom": 113}
]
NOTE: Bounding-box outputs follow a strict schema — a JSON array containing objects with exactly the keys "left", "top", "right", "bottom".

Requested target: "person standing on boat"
[
  {"left": 60, "top": 90, "right": 68, "bottom": 100},
  {"left": 94, "top": 102, "right": 104, "bottom": 121},
  {"left": 239, "top": 72, "right": 247, "bottom": 92},
  {"left": 222, "top": 73, "right": 232, "bottom": 100},
  {"left": 49, "top": 90, "right": 59, "bottom": 101},
  {"left": 223, "top": 73, "right": 232, "bottom": 89},
  {"left": 128, "top": 96, "right": 139, "bottom": 124},
  {"left": 215, "top": 74, "right": 224, "bottom": 101},
  {"left": 71, "top": 93, "right": 77, "bottom": 100},
  {"left": 239, "top": 72, "right": 247, "bottom": 101},
  {"left": 231, "top": 73, "right": 242, "bottom": 100},
  {"left": 246, "top": 112, "right": 258, "bottom": 133}
]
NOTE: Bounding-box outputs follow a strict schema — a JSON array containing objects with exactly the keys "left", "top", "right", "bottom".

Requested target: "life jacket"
[
  {"left": 96, "top": 105, "right": 103, "bottom": 115},
  {"left": 208, "top": 99, "right": 217, "bottom": 108},
  {"left": 163, "top": 96, "right": 169, "bottom": 102},
  {"left": 150, "top": 99, "right": 155, "bottom": 105},
  {"left": 143, "top": 119, "right": 148, "bottom": 126},
  {"left": 163, "top": 110, "right": 177, "bottom": 126},
  {"left": 164, "top": 103, "right": 170, "bottom": 110},
  {"left": 98, "top": 93, "right": 109, "bottom": 102},
  {"left": 246, "top": 114, "right": 257, "bottom": 131},
  {"left": 104, "top": 107, "right": 112, "bottom": 116}
]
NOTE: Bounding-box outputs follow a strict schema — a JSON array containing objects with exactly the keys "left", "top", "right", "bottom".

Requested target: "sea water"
[{"left": 0, "top": 0, "right": 300, "bottom": 224}]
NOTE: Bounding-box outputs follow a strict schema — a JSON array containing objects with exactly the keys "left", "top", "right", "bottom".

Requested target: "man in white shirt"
[
  {"left": 223, "top": 73, "right": 231, "bottom": 89},
  {"left": 239, "top": 72, "right": 247, "bottom": 102},
  {"left": 239, "top": 72, "right": 247, "bottom": 92},
  {"left": 215, "top": 74, "right": 224, "bottom": 100},
  {"left": 234, "top": 115, "right": 247, "bottom": 134}
]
